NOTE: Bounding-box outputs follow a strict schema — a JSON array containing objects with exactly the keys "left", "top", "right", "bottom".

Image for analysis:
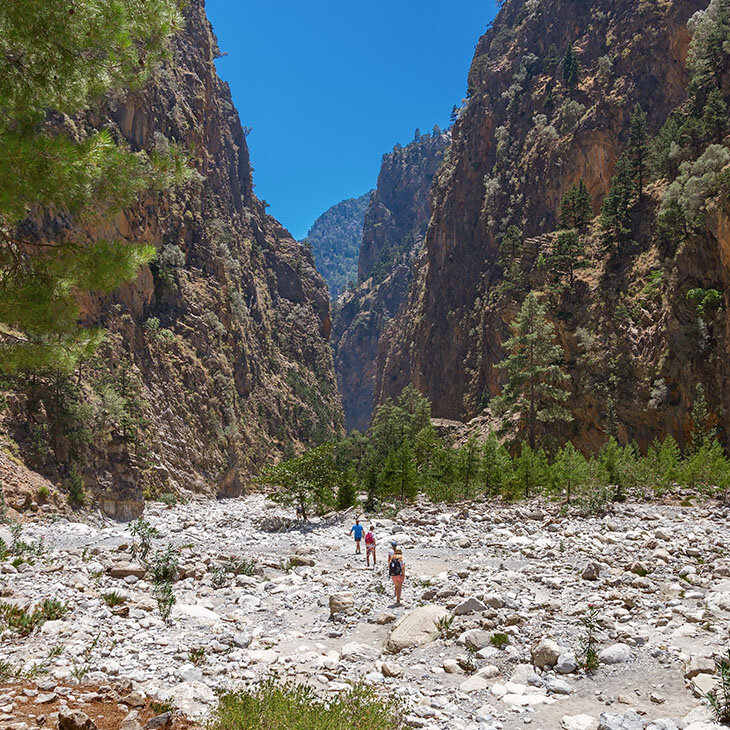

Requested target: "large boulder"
[
  {"left": 453, "top": 597, "right": 487, "bottom": 615},
  {"left": 531, "top": 638, "right": 562, "bottom": 668},
  {"left": 329, "top": 592, "right": 355, "bottom": 616},
  {"left": 597, "top": 711, "right": 643, "bottom": 730},
  {"left": 386, "top": 605, "right": 448, "bottom": 653},
  {"left": 598, "top": 643, "right": 632, "bottom": 665},
  {"left": 59, "top": 711, "right": 97, "bottom": 730}
]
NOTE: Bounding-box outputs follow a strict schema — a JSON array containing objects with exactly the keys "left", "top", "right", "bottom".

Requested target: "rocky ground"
[{"left": 1, "top": 495, "right": 728, "bottom": 730}]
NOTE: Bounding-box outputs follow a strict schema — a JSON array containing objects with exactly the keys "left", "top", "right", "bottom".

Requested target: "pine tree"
[
  {"left": 600, "top": 153, "right": 634, "bottom": 252},
  {"left": 691, "top": 383, "right": 715, "bottom": 453},
  {"left": 562, "top": 45, "right": 580, "bottom": 91},
  {"left": 604, "top": 396, "right": 619, "bottom": 440},
  {"left": 687, "top": 0, "right": 730, "bottom": 90},
  {"left": 552, "top": 442, "right": 590, "bottom": 504},
  {"left": 560, "top": 179, "right": 593, "bottom": 230},
  {"left": 514, "top": 443, "right": 549, "bottom": 499},
  {"left": 650, "top": 113, "right": 684, "bottom": 179},
  {"left": 492, "top": 292, "right": 572, "bottom": 447},
  {"left": 628, "top": 105, "right": 648, "bottom": 200},
  {"left": 381, "top": 442, "right": 419, "bottom": 502},
  {"left": 549, "top": 230, "right": 585, "bottom": 288},
  {"left": 0, "top": 1, "right": 190, "bottom": 373},
  {"left": 455, "top": 436, "right": 480, "bottom": 498},
  {"left": 559, "top": 181, "right": 592, "bottom": 230},
  {"left": 481, "top": 432, "right": 510, "bottom": 496},
  {"left": 703, "top": 88, "right": 728, "bottom": 143},
  {"left": 498, "top": 225, "right": 524, "bottom": 288}
]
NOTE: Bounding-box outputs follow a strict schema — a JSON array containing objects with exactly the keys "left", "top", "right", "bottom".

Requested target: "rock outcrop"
[
  {"left": 1, "top": 0, "right": 342, "bottom": 517},
  {"left": 375, "top": 0, "right": 730, "bottom": 450},
  {"left": 333, "top": 131, "right": 448, "bottom": 432}
]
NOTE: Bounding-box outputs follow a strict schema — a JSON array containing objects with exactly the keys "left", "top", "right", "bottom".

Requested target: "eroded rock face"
[
  {"left": 332, "top": 132, "right": 448, "bottom": 432},
  {"left": 2, "top": 0, "right": 342, "bottom": 516},
  {"left": 374, "top": 0, "right": 730, "bottom": 450}
]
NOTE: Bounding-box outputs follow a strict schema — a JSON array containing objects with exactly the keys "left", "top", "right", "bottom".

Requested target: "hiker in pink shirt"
[{"left": 365, "top": 525, "right": 376, "bottom": 567}]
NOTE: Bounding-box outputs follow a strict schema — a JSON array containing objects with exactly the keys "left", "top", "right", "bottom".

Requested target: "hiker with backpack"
[
  {"left": 388, "top": 545, "right": 405, "bottom": 606},
  {"left": 365, "top": 525, "right": 376, "bottom": 567},
  {"left": 349, "top": 518, "right": 365, "bottom": 555}
]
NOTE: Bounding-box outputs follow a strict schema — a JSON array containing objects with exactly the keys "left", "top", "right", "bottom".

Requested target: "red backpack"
[{"left": 365, "top": 531, "right": 374, "bottom": 545}]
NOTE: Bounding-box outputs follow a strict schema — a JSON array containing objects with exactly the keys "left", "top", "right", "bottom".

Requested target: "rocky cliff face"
[
  {"left": 376, "top": 0, "right": 730, "bottom": 450},
  {"left": 2, "top": 0, "right": 342, "bottom": 518},
  {"left": 333, "top": 132, "right": 448, "bottom": 432},
  {"left": 302, "top": 193, "right": 372, "bottom": 300}
]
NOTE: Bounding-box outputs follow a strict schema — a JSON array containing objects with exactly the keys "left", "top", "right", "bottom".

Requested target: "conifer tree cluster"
[{"left": 0, "top": 1, "right": 191, "bottom": 374}]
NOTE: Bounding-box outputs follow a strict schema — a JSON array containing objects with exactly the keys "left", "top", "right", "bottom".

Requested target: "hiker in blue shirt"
[{"left": 349, "top": 518, "right": 365, "bottom": 555}]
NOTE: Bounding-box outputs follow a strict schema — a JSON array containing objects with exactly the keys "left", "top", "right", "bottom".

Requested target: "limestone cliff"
[
  {"left": 333, "top": 131, "right": 448, "bottom": 432},
  {"left": 376, "top": 0, "right": 730, "bottom": 451},
  {"left": 1, "top": 0, "right": 342, "bottom": 518}
]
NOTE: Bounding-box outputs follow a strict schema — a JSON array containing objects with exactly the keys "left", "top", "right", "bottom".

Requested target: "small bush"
[
  {"left": 436, "top": 614, "right": 455, "bottom": 639},
  {"left": 154, "top": 581, "right": 175, "bottom": 621},
  {"left": 127, "top": 518, "right": 159, "bottom": 562},
  {"left": 188, "top": 647, "right": 206, "bottom": 666},
  {"left": 490, "top": 632, "right": 510, "bottom": 648},
  {"left": 102, "top": 591, "right": 126, "bottom": 608},
  {"left": 211, "top": 566, "right": 228, "bottom": 589},
  {"left": 706, "top": 650, "right": 730, "bottom": 725},
  {"left": 150, "top": 700, "right": 175, "bottom": 715},
  {"left": 209, "top": 679, "right": 404, "bottom": 730},
  {"left": 158, "top": 492, "right": 178, "bottom": 506},
  {"left": 579, "top": 605, "right": 600, "bottom": 671},
  {"left": 150, "top": 544, "right": 179, "bottom": 584},
  {"left": 0, "top": 598, "right": 67, "bottom": 636}
]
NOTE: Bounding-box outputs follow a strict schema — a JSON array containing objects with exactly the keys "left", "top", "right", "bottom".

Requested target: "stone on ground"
[{"left": 386, "top": 604, "right": 448, "bottom": 653}]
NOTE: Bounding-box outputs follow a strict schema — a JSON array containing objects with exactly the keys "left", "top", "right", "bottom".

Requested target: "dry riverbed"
[{"left": 1, "top": 496, "right": 728, "bottom": 730}]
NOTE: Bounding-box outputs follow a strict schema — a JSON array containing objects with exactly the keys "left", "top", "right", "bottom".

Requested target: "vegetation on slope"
[{"left": 302, "top": 193, "right": 371, "bottom": 299}]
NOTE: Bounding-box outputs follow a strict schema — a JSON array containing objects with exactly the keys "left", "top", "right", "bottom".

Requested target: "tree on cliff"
[
  {"left": 0, "top": 1, "right": 191, "bottom": 374},
  {"left": 600, "top": 153, "right": 634, "bottom": 252},
  {"left": 492, "top": 292, "right": 572, "bottom": 448},
  {"left": 687, "top": 0, "right": 730, "bottom": 91},
  {"left": 559, "top": 181, "right": 592, "bottom": 230},
  {"left": 498, "top": 225, "right": 525, "bottom": 289},
  {"left": 628, "top": 105, "right": 648, "bottom": 201},
  {"left": 548, "top": 230, "right": 585, "bottom": 289},
  {"left": 562, "top": 45, "right": 580, "bottom": 91}
]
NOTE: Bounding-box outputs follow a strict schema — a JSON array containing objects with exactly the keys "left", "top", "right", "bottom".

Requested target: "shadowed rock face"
[
  {"left": 3, "top": 0, "right": 342, "bottom": 518},
  {"left": 375, "top": 0, "right": 730, "bottom": 451},
  {"left": 332, "top": 132, "right": 448, "bottom": 432}
]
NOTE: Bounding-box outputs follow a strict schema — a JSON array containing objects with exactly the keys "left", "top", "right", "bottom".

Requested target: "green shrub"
[
  {"left": 127, "top": 518, "right": 159, "bottom": 562},
  {"left": 102, "top": 591, "right": 126, "bottom": 608},
  {"left": 150, "top": 544, "right": 179, "bottom": 584},
  {"left": 154, "top": 581, "right": 175, "bottom": 621},
  {"left": 706, "top": 650, "right": 730, "bottom": 725},
  {"left": 66, "top": 464, "right": 87, "bottom": 507},
  {"left": 209, "top": 679, "right": 404, "bottom": 730},
  {"left": 490, "top": 632, "right": 510, "bottom": 648},
  {"left": 0, "top": 598, "right": 67, "bottom": 636}
]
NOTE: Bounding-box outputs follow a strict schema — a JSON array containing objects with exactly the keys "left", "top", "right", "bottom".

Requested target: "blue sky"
[{"left": 206, "top": 1, "right": 499, "bottom": 240}]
